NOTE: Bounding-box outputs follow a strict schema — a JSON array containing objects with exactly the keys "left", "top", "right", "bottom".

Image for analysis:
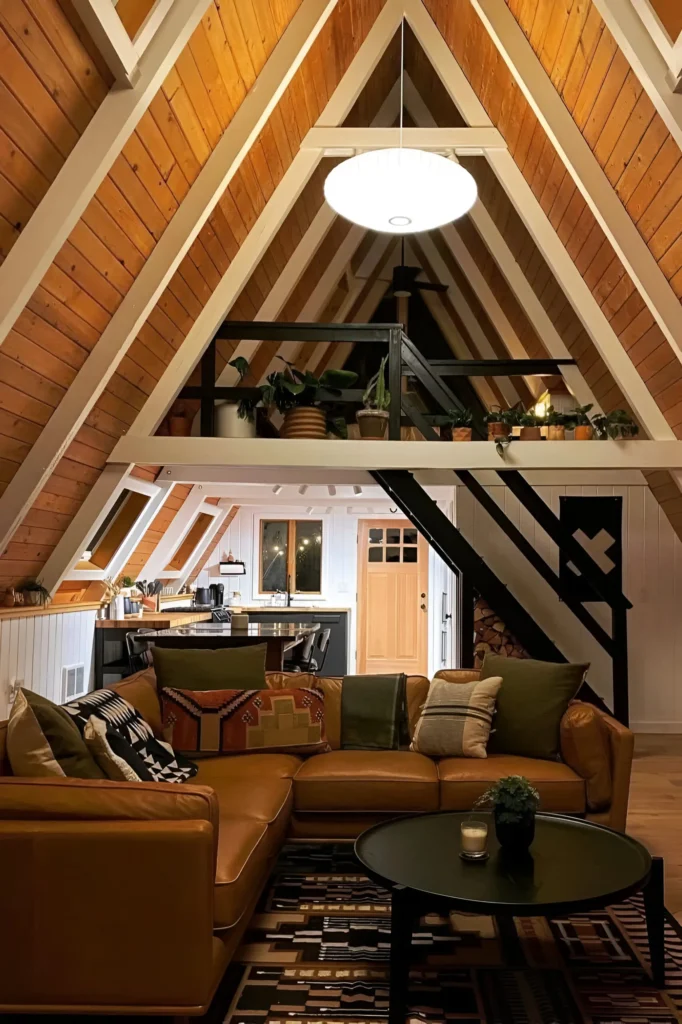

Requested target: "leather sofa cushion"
[
  {"left": 560, "top": 702, "right": 612, "bottom": 812},
  {"left": 214, "top": 819, "right": 278, "bottom": 929},
  {"left": 294, "top": 750, "right": 439, "bottom": 813},
  {"left": 438, "top": 755, "right": 585, "bottom": 813},
  {"left": 194, "top": 753, "right": 302, "bottom": 780},
  {"left": 194, "top": 762, "right": 293, "bottom": 826}
]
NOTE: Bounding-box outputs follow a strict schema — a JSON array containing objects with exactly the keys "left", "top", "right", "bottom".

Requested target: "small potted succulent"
[
  {"left": 215, "top": 356, "right": 257, "bottom": 439},
  {"left": 19, "top": 578, "right": 50, "bottom": 607},
  {"left": 518, "top": 410, "right": 544, "bottom": 441},
  {"left": 357, "top": 355, "right": 391, "bottom": 438},
  {"left": 568, "top": 403, "right": 594, "bottom": 441},
  {"left": 545, "top": 406, "right": 567, "bottom": 441},
  {"left": 445, "top": 407, "right": 473, "bottom": 441},
  {"left": 476, "top": 775, "right": 540, "bottom": 853},
  {"left": 484, "top": 407, "right": 511, "bottom": 442},
  {"left": 259, "top": 361, "right": 359, "bottom": 439},
  {"left": 592, "top": 409, "right": 639, "bottom": 440}
]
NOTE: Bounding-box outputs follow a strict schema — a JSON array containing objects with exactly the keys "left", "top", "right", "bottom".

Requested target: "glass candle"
[{"left": 461, "top": 820, "right": 488, "bottom": 857}]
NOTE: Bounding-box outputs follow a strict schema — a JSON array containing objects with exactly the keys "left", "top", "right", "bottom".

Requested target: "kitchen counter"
[
  {"left": 96, "top": 611, "right": 213, "bottom": 630},
  {"left": 228, "top": 606, "right": 351, "bottom": 613}
]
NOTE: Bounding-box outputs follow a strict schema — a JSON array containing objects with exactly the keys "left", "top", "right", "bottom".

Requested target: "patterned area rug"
[{"left": 223, "top": 842, "right": 682, "bottom": 1024}]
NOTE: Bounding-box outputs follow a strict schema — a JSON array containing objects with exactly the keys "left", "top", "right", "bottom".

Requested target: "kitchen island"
[{"left": 142, "top": 621, "right": 320, "bottom": 671}]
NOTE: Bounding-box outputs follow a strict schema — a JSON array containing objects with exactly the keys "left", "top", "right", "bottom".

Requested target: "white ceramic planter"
[{"left": 215, "top": 403, "right": 257, "bottom": 439}]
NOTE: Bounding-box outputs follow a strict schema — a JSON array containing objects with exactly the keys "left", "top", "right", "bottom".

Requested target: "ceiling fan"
[{"left": 376, "top": 238, "right": 448, "bottom": 298}]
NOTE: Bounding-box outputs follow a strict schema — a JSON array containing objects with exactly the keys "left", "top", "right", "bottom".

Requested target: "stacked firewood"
[{"left": 473, "top": 597, "right": 528, "bottom": 667}]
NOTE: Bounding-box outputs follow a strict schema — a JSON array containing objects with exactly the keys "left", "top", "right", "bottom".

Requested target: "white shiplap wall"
[
  {"left": 456, "top": 480, "right": 682, "bottom": 733},
  {"left": 0, "top": 609, "right": 96, "bottom": 719}
]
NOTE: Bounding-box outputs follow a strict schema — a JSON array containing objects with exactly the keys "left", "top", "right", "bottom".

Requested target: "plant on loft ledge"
[
  {"left": 444, "top": 407, "right": 473, "bottom": 442},
  {"left": 259, "top": 360, "right": 359, "bottom": 439},
  {"left": 475, "top": 775, "right": 540, "bottom": 853},
  {"left": 567, "top": 403, "right": 594, "bottom": 441},
  {"left": 592, "top": 409, "right": 639, "bottom": 441},
  {"left": 357, "top": 355, "right": 391, "bottom": 439},
  {"left": 484, "top": 406, "right": 512, "bottom": 442},
  {"left": 518, "top": 410, "right": 544, "bottom": 441},
  {"left": 168, "top": 400, "right": 192, "bottom": 437},
  {"left": 545, "top": 406, "right": 567, "bottom": 441},
  {"left": 19, "top": 578, "right": 50, "bottom": 607},
  {"left": 213, "top": 356, "right": 258, "bottom": 440}
]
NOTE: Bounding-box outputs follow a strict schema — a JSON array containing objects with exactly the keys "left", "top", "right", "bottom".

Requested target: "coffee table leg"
[
  {"left": 643, "top": 857, "right": 665, "bottom": 987},
  {"left": 389, "top": 885, "right": 413, "bottom": 1024}
]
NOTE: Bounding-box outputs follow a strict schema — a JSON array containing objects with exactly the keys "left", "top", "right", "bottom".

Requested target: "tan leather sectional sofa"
[{"left": 0, "top": 668, "right": 634, "bottom": 1018}]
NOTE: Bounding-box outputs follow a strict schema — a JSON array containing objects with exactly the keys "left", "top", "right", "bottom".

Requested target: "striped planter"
[{"left": 280, "top": 407, "right": 327, "bottom": 439}]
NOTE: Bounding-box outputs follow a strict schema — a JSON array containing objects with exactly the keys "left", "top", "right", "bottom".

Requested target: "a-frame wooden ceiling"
[{"left": 1, "top": 0, "right": 682, "bottom": 595}]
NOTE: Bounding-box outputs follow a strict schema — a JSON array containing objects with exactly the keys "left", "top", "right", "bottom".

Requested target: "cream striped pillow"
[{"left": 411, "top": 676, "right": 502, "bottom": 758}]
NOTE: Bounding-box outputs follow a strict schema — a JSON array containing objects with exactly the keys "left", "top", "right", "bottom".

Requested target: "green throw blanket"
[{"left": 340, "top": 673, "right": 408, "bottom": 750}]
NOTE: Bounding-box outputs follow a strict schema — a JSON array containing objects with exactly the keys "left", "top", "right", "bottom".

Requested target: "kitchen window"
[{"left": 260, "top": 519, "right": 323, "bottom": 594}]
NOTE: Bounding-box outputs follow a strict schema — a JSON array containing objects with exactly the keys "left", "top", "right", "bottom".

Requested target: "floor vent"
[{"left": 62, "top": 664, "right": 86, "bottom": 702}]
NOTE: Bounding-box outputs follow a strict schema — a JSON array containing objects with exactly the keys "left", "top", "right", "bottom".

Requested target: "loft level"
[{"left": 108, "top": 437, "right": 682, "bottom": 472}]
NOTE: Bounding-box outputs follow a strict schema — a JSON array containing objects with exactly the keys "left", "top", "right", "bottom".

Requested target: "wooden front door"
[{"left": 357, "top": 520, "right": 429, "bottom": 675}]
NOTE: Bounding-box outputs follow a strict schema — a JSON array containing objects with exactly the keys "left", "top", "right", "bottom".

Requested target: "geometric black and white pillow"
[{"left": 63, "top": 689, "right": 197, "bottom": 784}]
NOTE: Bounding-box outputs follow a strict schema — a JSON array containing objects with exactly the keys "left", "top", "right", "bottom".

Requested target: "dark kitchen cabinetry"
[{"left": 246, "top": 610, "right": 348, "bottom": 676}]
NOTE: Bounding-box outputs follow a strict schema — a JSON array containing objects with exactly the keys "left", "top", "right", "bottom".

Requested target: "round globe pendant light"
[{"left": 323, "top": 19, "right": 478, "bottom": 234}]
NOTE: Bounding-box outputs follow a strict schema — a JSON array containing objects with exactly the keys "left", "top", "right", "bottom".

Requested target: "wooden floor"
[{"left": 628, "top": 735, "right": 682, "bottom": 924}]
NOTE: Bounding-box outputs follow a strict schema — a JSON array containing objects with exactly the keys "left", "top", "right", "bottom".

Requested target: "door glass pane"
[
  {"left": 402, "top": 547, "right": 418, "bottom": 563},
  {"left": 294, "top": 521, "right": 322, "bottom": 592},
  {"left": 261, "top": 521, "right": 288, "bottom": 592},
  {"left": 386, "top": 527, "right": 401, "bottom": 545},
  {"left": 386, "top": 546, "right": 401, "bottom": 562},
  {"left": 403, "top": 528, "right": 418, "bottom": 545},
  {"left": 369, "top": 528, "right": 383, "bottom": 543},
  {"left": 368, "top": 547, "right": 383, "bottom": 562}
]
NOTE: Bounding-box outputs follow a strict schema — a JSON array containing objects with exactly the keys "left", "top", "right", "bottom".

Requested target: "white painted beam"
[
  {"left": 140, "top": 488, "right": 221, "bottom": 580},
  {"left": 108, "top": 436, "right": 682, "bottom": 472},
  {"left": 0, "top": 0, "right": 210, "bottom": 350},
  {"left": 302, "top": 125, "right": 506, "bottom": 153},
  {"left": 173, "top": 500, "right": 234, "bottom": 593},
  {"left": 71, "top": 0, "right": 140, "bottom": 84},
  {"left": 593, "top": 0, "right": 682, "bottom": 151},
  {"left": 0, "top": 0, "right": 340, "bottom": 562},
  {"left": 471, "top": 0, "right": 682, "bottom": 368}
]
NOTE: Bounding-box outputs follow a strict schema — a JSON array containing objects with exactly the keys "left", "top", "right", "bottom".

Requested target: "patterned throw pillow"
[
  {"left": 160, "top": 687, "right": 330, "bottom": 757},
  {"left": 64, "top": 689, "right": 197, "bottom": 784},
  {"left": 411, "top": 676, "right": 503, "bottom": 758}
]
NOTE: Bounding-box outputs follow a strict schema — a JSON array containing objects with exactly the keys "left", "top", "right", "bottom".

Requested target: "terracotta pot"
[
  {"left": 452, "top": 426, "right": 472, "bottom": 442},
  {"left": 487, "top": 422, "right": 510, "bottom": 441},
  {"left": 547, "top": 424, "right": 565, "bottom": 441},
  {"left": 519, "top": 426, "right": 542, "bottom": 441},
  {"left": 280, "top": 406, "right": 327, "bottom": 439},
  {"left": 169, "top": 414, "right": 192, "bottom": 437},
  {"left": 575, "top": 424, "right": 594, "bottom": 441},
  {"left": 356, "top": 409, "right": 389, "bottom": 439}
]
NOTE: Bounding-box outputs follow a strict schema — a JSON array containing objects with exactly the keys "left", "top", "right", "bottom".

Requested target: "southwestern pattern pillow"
[
  {"left": 411, "top": 675, "right": 502, "bottom": 758},
  {"left": 64, "top": 689, "right": 197, "bottom": 784},
  {"left": 161, "top": 687, "right": 330, "bottom": 757}
]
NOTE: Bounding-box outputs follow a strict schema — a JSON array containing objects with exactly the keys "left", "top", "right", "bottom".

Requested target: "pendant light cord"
[{"left": 399, "top": 18, "right": 404, "bottom": 151}]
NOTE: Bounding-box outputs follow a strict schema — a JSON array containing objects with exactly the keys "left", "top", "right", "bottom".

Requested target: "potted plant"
[
  {"left": 592, "top": 409, "right": 639, "bottom": 440},
  {"left": 476, "top": 775, "right": 540, "bottom": 853},
  {"left": 168, "top": 400, "right": 193, "bottom": 437},
  {"left": 484, "top": 407, "right": 511, "bottom": 442},
  {"left": 19, "top": 578, "right": 50, "bottom": 607},
  {"left": 215, "top": 356, "right": 257, "bottom": 439},
  {"left": 518, "top": 410, "right": 544, "bottom": 441},
  {"left": 259, "top": 361, "right": 359, "bottom": 439},
  {"left": 568, "top": 403, "right": 594, "bottom": 441},
  {"left": 545, "top": 406, "right": 566, "bottom": 441},
  {"left": 357, "top": 355, "right": 391, "bottom": 438},
  {"left": 445, "top": 407, "right": 473, "bottom": 442}
]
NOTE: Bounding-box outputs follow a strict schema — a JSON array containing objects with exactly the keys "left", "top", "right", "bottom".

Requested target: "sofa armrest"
[
  {"left": 560, "top": 701, "right": 634, "bottom": 830},
  {"left": 0, "top": 819, "right": 215, "bottom": 1010},
  {"left": 433, "top": 669, "right": 481, "bottom": 684},
  {"left": 594, "top": 708, "right": 634, "bottom": 832},
  {"left": 0, "top": 776, "right": 219, "bottom": 862}
]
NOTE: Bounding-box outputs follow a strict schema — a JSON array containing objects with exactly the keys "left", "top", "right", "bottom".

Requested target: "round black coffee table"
[{"left": 355, "top": 812, "right": 664, "bottom": 1024}]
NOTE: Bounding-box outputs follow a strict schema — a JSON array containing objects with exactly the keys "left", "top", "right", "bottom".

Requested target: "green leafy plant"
[
  {"left": 260, "top": 360, "right": 359, "bottom": 414},
  {"left": 592, "top": 409, "right": 639, "bottom": 440},
  {"left": 444, "top": 407, "right": 473, "bottom": 427},
  {"left": 475, "top": 775, "right": 540, "bottom": 825},
  {"left": 545, "top": 405, "right": 566, "bottom": 426},
  {"left": 566, "top": 403, "right": 594, "bottom": 427},
  {"left": 118, "top": 576, "right": 134, "bottom": 590},
  {"left": 19, "top": 578, "right": 50, "bottom": 606},
  {"left": 483, "top": 406, "right": 507, "bottom": 425},
  {"left": 519, "top": 410, "right": 543, "bottom": 427},
  {"left": 362, "top": 355, "right": 391, "bottom": 411},
  {"left": 229, "top": 356, "right": 250, "bottom": 382}
]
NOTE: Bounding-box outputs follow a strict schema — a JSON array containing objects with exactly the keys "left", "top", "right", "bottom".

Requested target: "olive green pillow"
[
  {"left": 7, "top": 688, "right": 105, "bottom": 779},
  {"left": 480, "top": 654, "right": 589, "bottom": 761},
  {"left": 151, "top": 644, "right": 268, "bottom": 692}
]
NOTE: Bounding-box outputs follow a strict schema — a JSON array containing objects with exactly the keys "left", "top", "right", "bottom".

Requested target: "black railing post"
[
  {"left": 611, "top": 605, "right": 629, "bottom": 726},
  {"left": 200, "top": 339, "right": 216, "bottom": 437},
  {"left": 458, "top": 574, "right": 475, "bottom": 668},
  {"left": 389, "top": 327, "right": 402, "bottom": 440}
]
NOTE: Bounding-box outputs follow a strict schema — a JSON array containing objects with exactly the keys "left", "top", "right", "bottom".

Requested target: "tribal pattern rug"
[{"left": 222, "top": 842, "right": 682, "bottom": 1024}]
